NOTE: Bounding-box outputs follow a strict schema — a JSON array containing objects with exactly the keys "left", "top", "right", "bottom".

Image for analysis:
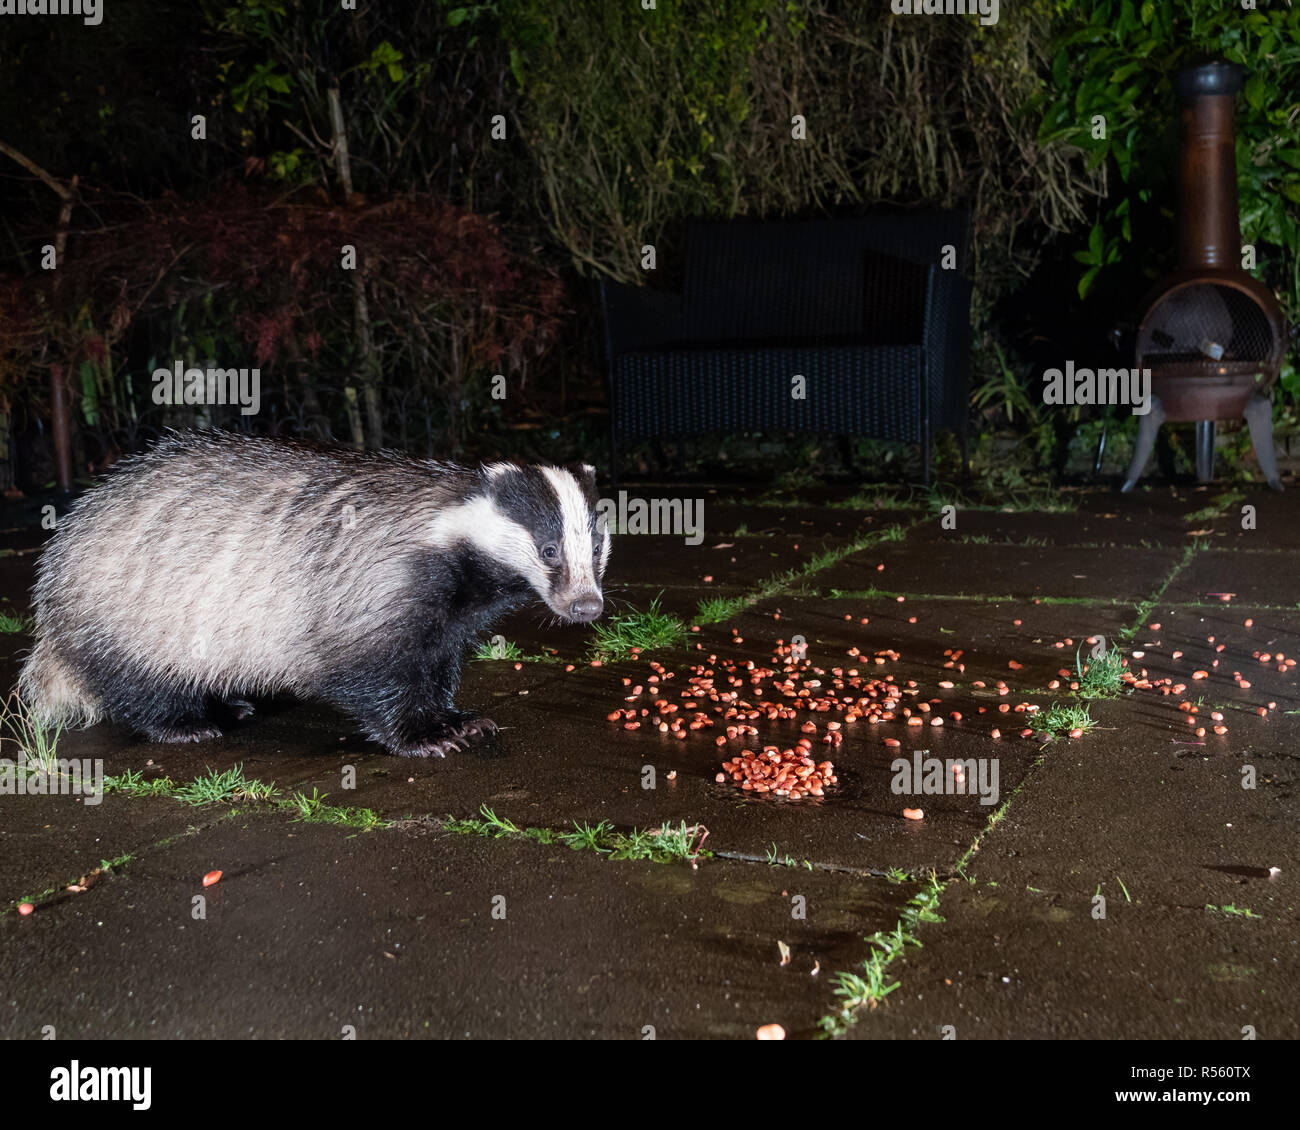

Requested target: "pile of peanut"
[{"left": 717, "top": 740, "right": 837, "bottom": 799}]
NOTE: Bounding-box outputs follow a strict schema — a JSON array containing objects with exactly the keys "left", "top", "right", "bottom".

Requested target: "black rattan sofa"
[{"left": 598, "top": 209, "right": 972, "bottom": 484}]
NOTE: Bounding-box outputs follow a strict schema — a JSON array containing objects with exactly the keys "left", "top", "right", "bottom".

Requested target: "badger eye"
[{"left": 541, "top": 543, "right": 559, "bottom": 561}]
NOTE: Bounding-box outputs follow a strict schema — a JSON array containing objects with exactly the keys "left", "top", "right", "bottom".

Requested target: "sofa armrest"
[
  {"left": 922, "top": 264, "right": 974, "bottom": 429},
  {"left": 598, "top": 279, "right": 685, "bottom": 358}
]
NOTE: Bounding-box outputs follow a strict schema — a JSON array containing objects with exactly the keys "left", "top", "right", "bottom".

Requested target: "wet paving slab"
[
  {"left": 1163, "top": 549, "right": 1300, "bottom": 608},
  {"left": 1, "top": 809, "right": 914, "bottom": 1039},
  {"left": 1122, "top": 603, "right": 1300, "bottom": 714},
  {"left": 815, "top": 541, "right": 1184, "bottom": 604},
  {"left": 696, "top": 501, "right": 901, "bottom": 539},
  {"left": 841, "top": 702, "right": 1300, "bottom": 1040},
  {"left": 700, "top": 593, "right": 1137, "bottom": 693},
  {"left": 1, "top": 793, "right": 213, "bottom": 907},
  {"left": 599, "top": 483, "right": 912, "bottom": 540},
  {"left": 904, "top": 507, "right": 1190, "bottom": 549},
  {"left": 844, "top": 882, "right": 1299, "bottom": 1040},
  {"left": 899, "top": 482, "right": 1300, "bottom": 552},
  {"left": 602, "top": 534, "right": 846, "bottom": 593}
]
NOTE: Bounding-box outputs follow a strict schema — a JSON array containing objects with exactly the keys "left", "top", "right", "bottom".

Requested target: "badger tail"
[{"left": 15, "top": 640, "right": 102, "bottom": 728}]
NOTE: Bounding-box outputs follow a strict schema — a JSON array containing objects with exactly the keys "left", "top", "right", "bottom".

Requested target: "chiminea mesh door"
[{"left": 1138, "top": 283, "right": 1275, "bottom": 367}]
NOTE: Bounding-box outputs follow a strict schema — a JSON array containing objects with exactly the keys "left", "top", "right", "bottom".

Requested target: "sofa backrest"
[{"left": 681, "top": 209, "right": 969, "bottom": 344}]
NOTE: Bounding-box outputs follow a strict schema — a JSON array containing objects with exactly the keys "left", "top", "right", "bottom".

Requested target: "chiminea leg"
[
  {"left": 1195, "top": 420, "right": 1217, "bottom": 483},
  {"left": 1243, "top": 392, "right": 1284, "bottom": 492},
  {"left": 1121, "top": 396, "right": 1165, "bottom": 493}
]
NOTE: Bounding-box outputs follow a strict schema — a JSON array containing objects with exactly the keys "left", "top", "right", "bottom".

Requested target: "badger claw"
[
  {"left": 392, "top": 715, "right": 498, "bottom": 758},
  {"left": 452, "top": 715, "right": 499, "bottom": 741},
  {"left": 149, "top": 725, "right": 223, "bottom": 743}
]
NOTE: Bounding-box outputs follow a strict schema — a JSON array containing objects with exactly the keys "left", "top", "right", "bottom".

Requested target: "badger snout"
[{"left": 567, "top": 595, "right": 604, "bottom": 622}]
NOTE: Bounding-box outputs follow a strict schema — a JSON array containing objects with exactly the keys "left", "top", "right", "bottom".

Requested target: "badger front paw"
[
  {"left": 224, "top": 697, "right": 256, "bottom": 720},
  {"left": 146, "top": 724, "right": 223, "bottom": 744},
  {"left": 392, "top": 713, "right": 498, "bottom": 758}
]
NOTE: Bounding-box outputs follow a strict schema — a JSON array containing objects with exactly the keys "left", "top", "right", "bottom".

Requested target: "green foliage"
[
  {"left": 1042, "top": 0, "right": 1300, "bottom": 379},
  {"left": 458, "top": 0, "right": 1101, "bottom": 297},
  {"left": 444, "top": 805, "right": 711, "bottom": 864},
  {"left": 171, "top": 765, "right": 280, "bottom": 806},
  {"left": 587, "top": 595, "right": 688, "bottom": 661},
  {"left": 1038, "top": 701, "right": 1096, "bottom": 736},
  {"left": 230, "top": 60, "right": 293, "bottom": 114},
  {"left": 474, "top": 636, "right": 525, "bottom": 661},
  {"left": 1074, "top": 643, "right": 1127, "bottom": 700},
  {"left": 971, "top": 343, "right": 1039, "bottom": 426},
  {"left": 357, "top": 40, "right": 405, "bottom": 84},
  {"left": 0, "top": 608, "right": 32, "bottom": 634},
  {"left": 0, "top": 695, "right": 63, "bottom": 775}
]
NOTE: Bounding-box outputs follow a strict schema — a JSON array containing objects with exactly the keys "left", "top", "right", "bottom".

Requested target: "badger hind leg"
[
  {"left": 223, "top": 697, "right": 256, "bottom": 720},
  {"left": 146, "top": 719, "right": 223, "bottom": 744},
  {"left": 124, "top": 695, "right": 224, "bottom": 744},
  {"left": 97, "top": 673, "right": 224, "bottom": 744}
]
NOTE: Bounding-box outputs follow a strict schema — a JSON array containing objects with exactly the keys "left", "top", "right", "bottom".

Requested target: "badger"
[{"left": 18, "top": 430, "right": 609, "bottom": 757}]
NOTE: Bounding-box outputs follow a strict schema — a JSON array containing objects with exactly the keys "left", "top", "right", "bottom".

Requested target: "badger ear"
[
  {"left": 481, "top": 461, "right": 522, "bottom": 487},
  {"left": 574, "top": 462, "right": 598, "bottom": 493}
]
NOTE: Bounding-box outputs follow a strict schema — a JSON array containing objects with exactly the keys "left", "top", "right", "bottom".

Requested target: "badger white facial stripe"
[
  {"left": 429, "top": 495, "right": 549, "bottom": 596},
  {"left": 541, "top": 466, "right": 598, "bottom": 594},
  {"left": 600, "top": 527, "right": 612, "bottom": 573}
]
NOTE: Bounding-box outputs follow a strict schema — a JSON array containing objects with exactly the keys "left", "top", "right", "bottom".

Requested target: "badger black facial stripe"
[
  {"left": 428, "top": 494, "right": 549, "bottom": 596},
  {"left": 541, "top": 466, "right": 599, "bottom": 595}
]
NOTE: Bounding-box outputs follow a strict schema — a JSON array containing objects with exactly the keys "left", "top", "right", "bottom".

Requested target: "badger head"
[{"left": 433, "top": 462, "right": 609, "bottom": 623}]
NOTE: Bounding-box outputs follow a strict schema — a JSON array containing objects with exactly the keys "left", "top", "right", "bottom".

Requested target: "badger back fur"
[{"left": 19, "top": 430, "right": 609, "bottom": 757}]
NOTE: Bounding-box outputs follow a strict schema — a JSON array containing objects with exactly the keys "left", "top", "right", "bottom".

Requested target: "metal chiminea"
[{"left": 1121, "top": 57, "right": 1287, "bottom": 492}]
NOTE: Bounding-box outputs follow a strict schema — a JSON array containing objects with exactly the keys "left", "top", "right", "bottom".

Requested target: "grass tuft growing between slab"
[
  {"left": 103, "top": 768, "right": 178, "bottom": 797},
  {"left": 819, "top": 876, "right": 944, "bottom": 1034},
  {"left": 589, "top": 595, "right": 688, "bottom": 661},
  {"left": 696, "top": 595, "right": 743, "bottom": 624},
  {"left": 0, "top": 694, "right": 64, "bottom": 774},
  {"left": 1206, "top": 903, "right": 1261, "bottom": 919},
  {"left": 171, "top": 765, "right": 280, "bottom": 806},
  {"left": 1074, "top": 645, "right": 1127, "bottom": 699},
  {"left": 1185, "top": 490, "right": 1245, "bottom": 524},
  {"left": 474, "top": 636, "right": 525, "bottom": 661},
  {"left": 287, "top": 788, "right": 385, "bottom": 829},
  {"left": 1037, "top": 702, "right": 1096, "bottom": 737},
  {"left": 443, "top": 805, "right": 710, "bottom": 865},
  {"left": 105, "top": 767, "right": 393, "bottom": 830}
]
